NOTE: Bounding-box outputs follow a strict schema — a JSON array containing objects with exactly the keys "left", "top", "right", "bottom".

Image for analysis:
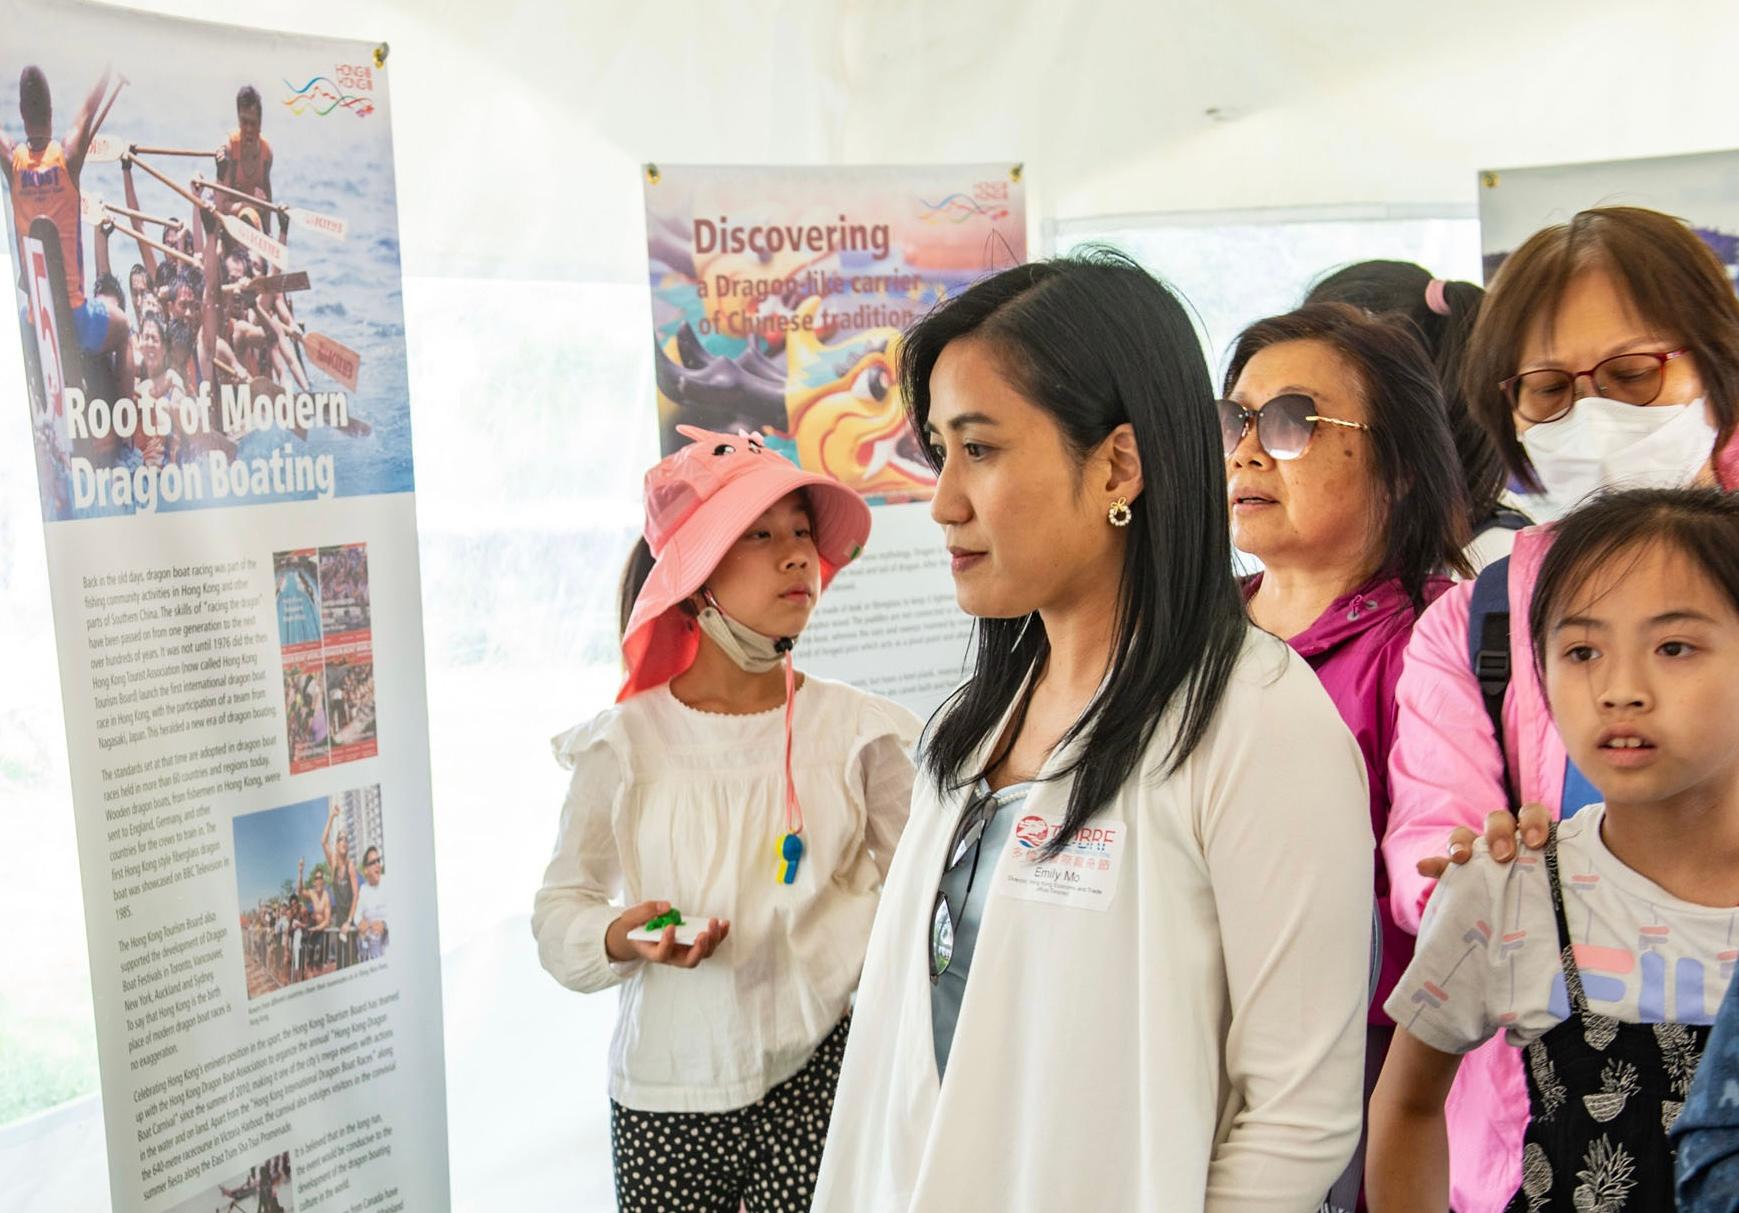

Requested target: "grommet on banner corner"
[
  {"left": 1009, "top": 163, "right": 1023, "bottom": 183},
  {"left": 373, "top": 42, "right": 389, "bottom": 69},
  {"left": 1481, "top": 171, "right": 1500, "bottom": 189},
  {"left": 645, "top": 163, "right": 662, "bottom": 185}
]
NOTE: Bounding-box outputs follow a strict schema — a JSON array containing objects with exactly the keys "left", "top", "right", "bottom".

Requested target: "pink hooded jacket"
[
  {"left": 1384, "top": 525, "right": 1562, "bottom": 1213},
  {"left": 1247, "top": 572, "right": 1451, "bottom": 1024},
  {"left": 1384, "top": 524, "right": 1565, "bottom": 1213}
]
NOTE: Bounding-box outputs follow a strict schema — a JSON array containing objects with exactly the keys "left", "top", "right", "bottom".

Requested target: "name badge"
[{"left": 997, "top": 815, "right": 1123, "bottom": 911}]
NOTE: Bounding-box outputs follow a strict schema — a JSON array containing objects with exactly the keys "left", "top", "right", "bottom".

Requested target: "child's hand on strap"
[
  {"left": 605, "top": 900, "right": 731, "bottom": 969},
  {"left": 1414, "top": 803, "right": 1553, "bottom": 879}
]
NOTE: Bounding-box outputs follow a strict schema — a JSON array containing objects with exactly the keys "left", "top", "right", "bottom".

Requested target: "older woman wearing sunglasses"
[{"left": 1219, "top": 302, "right": 1473, "bottom": 1213}]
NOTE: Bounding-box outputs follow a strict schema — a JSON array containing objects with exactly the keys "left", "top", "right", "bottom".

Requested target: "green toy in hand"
[
  {"left": 643, "top": 908, "right": 684, "bottom": 933},
  {"left": 627, "top": 906, "right": 720, "bottom": 947}
]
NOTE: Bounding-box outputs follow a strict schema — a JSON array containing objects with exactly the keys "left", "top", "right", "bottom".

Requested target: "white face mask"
[
  {"left": 695, "top": 592, "right": 792, "bottom": 674},
  {"left": 1518, "top": 395, "right": 1717, "bottom": 522}
]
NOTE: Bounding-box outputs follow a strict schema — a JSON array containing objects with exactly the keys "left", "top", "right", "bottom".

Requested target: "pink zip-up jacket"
[
  {"left": 1383, "top": 525, "right": 1561, "bottom": 1213},
  {"left": 1246, "top": 572, "right": 1451, "bottom": 1024}
]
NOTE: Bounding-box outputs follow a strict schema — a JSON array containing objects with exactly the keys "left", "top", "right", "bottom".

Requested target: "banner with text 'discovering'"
[{"left": 644, "top": 163, "right": 1027, "bottom": 715}]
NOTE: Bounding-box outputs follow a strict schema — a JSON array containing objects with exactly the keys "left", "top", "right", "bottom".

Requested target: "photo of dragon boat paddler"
[{"left": 0, "top": 34, "right": 413, "bottom": 522}]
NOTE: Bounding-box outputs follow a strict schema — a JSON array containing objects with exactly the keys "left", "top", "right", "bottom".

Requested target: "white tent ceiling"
[{"left": 106, "top": 0, "right": 1739, "bottom": 282}]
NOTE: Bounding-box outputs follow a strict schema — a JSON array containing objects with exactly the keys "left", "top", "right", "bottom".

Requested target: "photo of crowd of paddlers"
[
  {"left": 3, "top": 62, "right": 367, "bottom": 510},
  {"left": 236, "top": 792, "right": 389, "bottom": 1000}
]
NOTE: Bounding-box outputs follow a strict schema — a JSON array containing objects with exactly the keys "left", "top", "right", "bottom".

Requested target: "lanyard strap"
[{"left": 782, "top": 653, "right": 802, "bottom": 837}]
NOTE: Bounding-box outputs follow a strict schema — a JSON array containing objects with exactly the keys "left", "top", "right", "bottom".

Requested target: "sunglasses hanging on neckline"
[{"left": 929, "top": 789, "right": 1005, "bottom": 984}]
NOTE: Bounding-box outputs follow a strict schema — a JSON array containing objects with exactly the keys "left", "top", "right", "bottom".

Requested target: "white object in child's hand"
[{"left": 626, "top": 919, "right": 720, "bottom": 947}]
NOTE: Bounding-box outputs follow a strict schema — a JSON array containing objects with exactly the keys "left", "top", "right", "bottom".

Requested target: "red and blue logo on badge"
[{"left": 1014, "top": 815, "right": 1050, "bottom": 849}]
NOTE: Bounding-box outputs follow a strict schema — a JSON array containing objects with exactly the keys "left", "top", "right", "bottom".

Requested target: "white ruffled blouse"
[{"left": 532, "top": 675, "right": 920, "bottom": 1113}]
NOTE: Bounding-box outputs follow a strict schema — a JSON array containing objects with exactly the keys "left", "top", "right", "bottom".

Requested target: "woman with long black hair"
[{"left": 812, "top": 251, "right": 1374, "bottom": 1211}]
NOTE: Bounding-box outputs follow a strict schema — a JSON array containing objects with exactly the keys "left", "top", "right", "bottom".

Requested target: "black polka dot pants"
[{"left": 609, "top": 1014, "right": 850, "bottom": 1213}]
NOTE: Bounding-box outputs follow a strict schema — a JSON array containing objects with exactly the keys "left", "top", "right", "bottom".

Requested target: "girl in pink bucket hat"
[{"left": 532, "top": 424, "right": 921, "bottom": 1211}]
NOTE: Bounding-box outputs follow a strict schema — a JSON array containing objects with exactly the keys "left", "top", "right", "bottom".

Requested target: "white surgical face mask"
[
  {"left": 1518, "top": 395, "right": 1716, "bottom": 522},
  {"left": 695, "top": 592, "right": 792, "bottom": 674}
]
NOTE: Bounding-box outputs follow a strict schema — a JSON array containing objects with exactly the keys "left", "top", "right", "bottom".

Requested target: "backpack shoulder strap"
[
  {"left": 1466, "top": 556, "right": 1516, "bottom": 805},
  {"left": 1479, "top": 505, "right": 1534, "bottom": 534}
]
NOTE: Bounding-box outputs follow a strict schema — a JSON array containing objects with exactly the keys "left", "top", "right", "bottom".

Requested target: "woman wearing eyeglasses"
[
  {"left": 1220, "top": 303, "right": 1474, "bottom": 1213},
  {"left": 1383, "top": 206, "right": 1739, "bottom": 1213},
  {"left": 811, "top": 252, "right": 1375, "bottom": 1211}
]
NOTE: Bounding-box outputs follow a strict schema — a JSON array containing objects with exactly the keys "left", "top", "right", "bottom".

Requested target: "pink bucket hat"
[{"left": 619, "top": 425, "right": 872, "bottom": 701}]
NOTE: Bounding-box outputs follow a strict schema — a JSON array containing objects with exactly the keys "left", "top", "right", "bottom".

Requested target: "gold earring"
[{"left": 1107, "top": 497, "right": 1132, "bottom": 527}]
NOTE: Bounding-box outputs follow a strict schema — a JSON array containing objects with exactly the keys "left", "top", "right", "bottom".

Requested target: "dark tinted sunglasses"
[{"left": 1217, "top": 393, "right": 1371, "bottom": 461}]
